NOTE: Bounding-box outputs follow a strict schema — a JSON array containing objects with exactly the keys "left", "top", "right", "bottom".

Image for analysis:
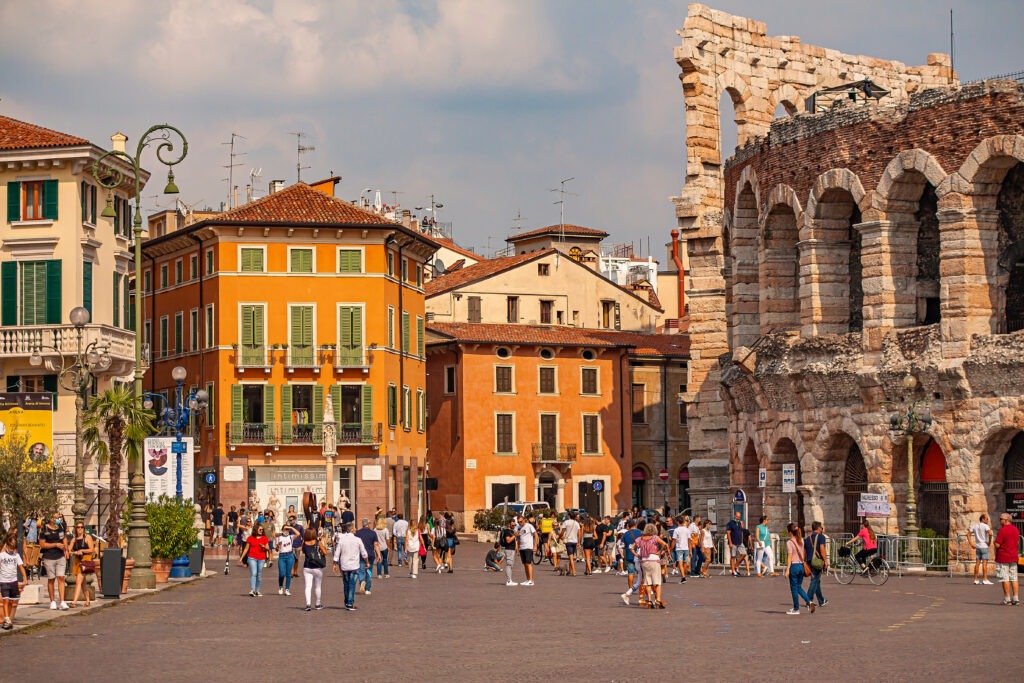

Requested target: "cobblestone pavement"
[{"left": 3, "top": 544, "right": 1021, "bottom": 682}]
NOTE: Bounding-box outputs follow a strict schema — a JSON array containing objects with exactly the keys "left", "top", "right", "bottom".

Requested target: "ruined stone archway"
[
  {"left": 760, "top": 197, "right": 800, "bottom": 333},
  {"left": 732, "top": 172, "right": 760, "bottom": 348},
  {"left": 997, "top": 163, "right": 1024, "bottom": 332}
]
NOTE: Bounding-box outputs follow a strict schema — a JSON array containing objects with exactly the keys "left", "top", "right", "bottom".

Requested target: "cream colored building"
[{"left": 0, "top": 115, "right": 140, "bottom": 525}]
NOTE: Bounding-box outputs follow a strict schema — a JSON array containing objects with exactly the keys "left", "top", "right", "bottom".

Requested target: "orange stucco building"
[
  {"left": 426, "top": 323, "right": 634, "bottom": 523},
  {"left": 140, "top": 181, "right": 437, "bottom": 523}
]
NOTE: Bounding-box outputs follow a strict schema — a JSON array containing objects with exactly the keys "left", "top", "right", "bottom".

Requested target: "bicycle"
[{"left": 833, "top": 546, "right": 890, "bottom": 585}]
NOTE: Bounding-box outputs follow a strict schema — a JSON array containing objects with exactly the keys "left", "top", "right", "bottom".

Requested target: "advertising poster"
[
  {"left": 253, "top": 467, "right": 326, "bottom": 523},
  {"left": 144, "top": 436, "right": 194, "bottom": 501},
  {"left": 0, "top": 393, "right": 53, "bottom": 471}
]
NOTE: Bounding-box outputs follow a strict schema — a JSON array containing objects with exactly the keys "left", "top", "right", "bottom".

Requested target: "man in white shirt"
[
  {"left": 559, "top": 512, "right": 582, "bottom": 576},
  {"left": 392, "top": 514, "right": 410, "bottom": 567},
  {"left": 515, "top": 516, "right": 538, "bottom": 586},
  {"left": 688, "top": 515, "right": 703, "bottom": 576},
  {"left": 332, "top": 523, "right": 369, "bottom": 611},
  {"left": 671, "top": 516, "right": 692, "bottom": 583},
  {"left": 969, "top": 513, "right": 994, "bottom": 585}
]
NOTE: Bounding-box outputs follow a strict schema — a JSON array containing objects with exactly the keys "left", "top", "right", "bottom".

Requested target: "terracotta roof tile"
[
  {"left": 0, "top": 114, "right": 88, "bottom": 151},
  {"left": 587, "top": 330, "right": 690, "bottom": 357},
  {"left": 212, "top": 182, "right": 398, "bottom": 225},
  {"left": 506, "top": 223, "right": 609, "bottom": 243},
  {"left": 432, "top": 236, "right": 483, "bottom": 261},
  {"left": 426, "top": 322, "right": 622, "bottom": 347},
  {"left": 425, "top": 249, "right": 548, "bottom": 295}
]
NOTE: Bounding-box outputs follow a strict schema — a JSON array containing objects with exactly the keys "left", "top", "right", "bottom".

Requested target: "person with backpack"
[
  {"left": 499, "top": 518, "right": 518, "bottom": 586},
  {"left": 300, "top": 528, "right": 328, "bottom": 611},
  {"left": 432, "top": 516, "right": 448, "bottom": 573}
]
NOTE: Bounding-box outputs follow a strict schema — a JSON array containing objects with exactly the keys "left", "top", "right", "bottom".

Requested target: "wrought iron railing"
[
  {"left": 531, "top": 442, "right": 578, "bottom": 463},
  {"left": 237, "top": 344, "right": 269, "bottom": 367},
  {"left": 227, "top": 422, "right": 383, "bottom": 446}
]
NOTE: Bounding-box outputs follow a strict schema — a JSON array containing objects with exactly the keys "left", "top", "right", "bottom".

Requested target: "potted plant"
[{"left": 146, "top": 495, "right": 199, "bottom": 583}]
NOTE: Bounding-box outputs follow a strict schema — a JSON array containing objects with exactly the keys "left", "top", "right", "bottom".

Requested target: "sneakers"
[
  {"left": 49, "top": 601, "right": 58, "bottom": 610},
  {"left": 59, "top": 601, "right": 69, "bottom": 610},
  {"left": 284, "top": 589, "right": 291, "bottom": 596},
  {"left": 982, "top": 580, "right": 994, "bottom": 585},
  {"left": 255, "top": 591, "right": 262, "bottom": 597},
  {"left": 670, "top": 568, "right": 679, "bottom": 576},
  {"left": 819, "top": 599, "right": 829, "bottom": 607},
  {"left": 808, "top": 603, "right": 816, "bottom": 614},
  {"left": 616, "top": 571, "right": 628, "bottom": 576},
  {"left": 506, "top": 581, "right": 518, "bottom": 586},
  {"left": 1, "top": 618, "right": 11, "bottom": 630},
  {"left": 621, "top": 593, "right": 630, "bottom": 605},
  {"left": 364, "top": 591, "right": 371, "bottom": 596},
  {"left": 315, "top": 604, "right": 324, "bottom": 610},
  {"left": 1013, "top": 598, "right": 1020, "bottom": 606},
  {"left": 521, "top": 580, "right": 534, "bottom": 586},
  {"left": 249, "top": 591, "right": 256, "bottom": 597},
  {"left": 603, "top": 567, "right": 611, "bottom": 573},
  {"left": 304, "top": 605, "right": 312, "bottom": 612},
  {"left": 1003, "top": 598, "right": 1012, "bottom": 605},
  {"left": 278, "top": 587, "right": 284, "bottom": 595},
  {"left": 345, "top": 605, "right": 357, "bottom": 611},
  {"left": 974, "top": 579, "right": 981, "bottom": 585},
  {"left": 680, "top": 578, "right": 687, "bottom": 584},
  {"left": 786, "top": 608, "right": 800, "bottom": 615}
]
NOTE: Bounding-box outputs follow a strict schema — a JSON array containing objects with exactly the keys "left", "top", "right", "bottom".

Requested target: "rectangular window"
[
  {"left": 337, "top": 249, "right": 362, "bottom": 273},
  {"left": 540, "top": 300, "right": 553, "bottom": 325},
  {"left": 143, "top": 320, "right": 151, "bottom": 348},
  {"left": 415, "top": 264, "right": 423, "bottom": 287},
  {"left": 416, "top": 389, "right": 425, "bottom": 432},
  {"left": 494, "top": 366, "right": 513, "bottom": 393},
  {"left": 387, "top": 306, "right": 395, "bottom": 348},
  {"left": 540, "top": 414, "right": 557, "bottom": 456},
  {"left": 206, "top": 382, "right": 215, "bottom": 426},
  {"left": 583, "top": 414, "right": 599, "bottom": 454},
  {"left": 21, "top": 181, "right": 45, "bottom": 221},
  {"left": 416, "top": 315, "right": 424, "bottom": 357},
  {"left": 160, "top": 264, "right": 168, "bottom": 289},
  {"left": 240, "top": 304, "right": 265, "bottom": 364},
  {"left": 175, "top": 259, "right": 183, "bottom": 284},
  {"left": 240, "top": 247, "right": 264, "bottom": 273},
  {"left": 89, "top": 185, "right": 96, "bottom": 224},
  {"left": 387, "top": 384, "right": 397, "bottom": 427},
  {"left": 386, "top": 251, "right": 394, "bottom": 277},
  {"left": 338, "top": 305, "right": 363, "bottom": 365},
  {"left": 538, "top": 263, "right": 549, "bottom": 276},
  {"left": 495, "top": 414, "right": 514, "bottom": 454},
  {"left": 3, "top": 260, "right": 60, "bottom": 326},
  {"left": 82, "top": 260, "right": 92, "bottom": 316},
  {"left": 112, "top": 272, "right": 121, "bottom": 327},
  {"left": 467, "top": 296, "right": 482, "bottom": 323},
  {"left": 601, "top": 301, "right": 614, "bottom": 329},
  {"left": 402, "top": 386, "right": 411, "bottom": 430},
  {"left": 538, "top": 367, "right": 556, "bottom": 394},
  {"left": 678, "top": 384, "right": 687, "bottom": 425},
  {"left": 506, "top": 296, "right": 518, "bottom": 323},
  {"left": 174, "top": 312, "right": 183, "bottom": 354},
  {"left": 190, "top": 254, "right": 199, "bottom": 280},
  {"left": 206, "top": 249, "right": 214, "bottom": 275},
  {"left": 205, "top": 304, "right": 215, "bottom": 348},
  {"left": 400, "top": 258, "right": 408, "bottom": 282},
  {"left": 159, "top": 316, "right": 168, "bottom": 358},
  {"left": 190, "top": 309, "right": 199, "bottom": 351},
  {"left": 80, "top": 181, "right": 87, "bottom": 222},
  {"left": 401, "top": 311, "right": 410, "bottom": 354},
  {"left": 631, "top": 383, "right": 646, "bottom": 424},
  {"left": 581, "top": 367, "right": 598, "bottom": 395},
  {"left": 444, "top": 366, "right": 456, "bottom": 394},
  {"left": 289, "top": 305, "right": 315, "bottom": 365},
  {"left": 143, "top": 270, "right": 151, "bottom": 293},
  {"left": 290, "top": 248, "right": 313, "bottom": 273},
  {"left": 19, "top": 262, "right": 47, "bottom": 325}
]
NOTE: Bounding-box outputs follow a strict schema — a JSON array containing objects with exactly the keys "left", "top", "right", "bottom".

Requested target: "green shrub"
[{"left": 146, "top": 495, "right": 199, "bottom": 559}]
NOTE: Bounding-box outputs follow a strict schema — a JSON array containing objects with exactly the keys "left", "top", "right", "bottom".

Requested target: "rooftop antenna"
[
  {"left": 221, "top": 133, "right": 246, "bottom": 209},
  {"left": 292, "top": 132, "right": 315, "bottom": 182},
  {"left": 415, "top": 195, "right": 444, "bottom": 234},
  {"left": 511, "top": 209, "right": 527, "bottom": 231},
  {"left": 389, "top": 190, "right": 404, "bottom": 210},
  {"left": 248, "top": 168, "right": 262, "bottom": 202},
  {"left": 549, "top": 177, "right": 577, "bottom": 242},
  {"left": 949, "top": 9, "right": 955, "bottom": 84}
]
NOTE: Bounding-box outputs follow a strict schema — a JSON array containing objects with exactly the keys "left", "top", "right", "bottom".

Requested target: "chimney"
[
  {"left": 110, "top": 132, "right": 128, "bottom": 153},
  {"left": 269, "top": 180, "right": 286, "bottom": 194},
  {"left": 402, "top": 209, "right": 412, "bottom": 228}
]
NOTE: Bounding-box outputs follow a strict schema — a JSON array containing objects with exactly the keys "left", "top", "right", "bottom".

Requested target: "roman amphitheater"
[{"left": 673, "top": 4, "right": 1024, "bottom": 539}]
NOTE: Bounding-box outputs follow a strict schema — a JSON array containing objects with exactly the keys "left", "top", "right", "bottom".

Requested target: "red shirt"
[
  {"left": 246, "top": 535, "right": 269, "bottom": 561},
  {"left": 994, "top": 524, "right": 1020, "bottom": 564}
]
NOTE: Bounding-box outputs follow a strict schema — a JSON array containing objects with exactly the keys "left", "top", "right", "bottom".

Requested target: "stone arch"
[
  {"left": 769, "top": 421, "right": 804, "bottom": 462},
  {"left": 762, "top": 183, "right": 803, "bottom": 222},
  {"left": 811, "top": 424, "right": 869, "bottom": 533},
  {"left": 978, "top": 426, "right": 1024, "bottom": 522},
  {"left": 732, "top": 167, "right": 761, "bottom": 348},
  {"left": 760, "top": 185, "right": 801, "bottom": 333},
  {"left": 716, "top": 71, "right": 754, "bottom": 147},
  {"left": 875, "top": 149, "right": 947, "bottom": 208},
  {"left": 769, "top": 83, "right": 804, "bottom": 118},
  {"left": 769, "top": 436, "right": 804, "bottom": 526},
  {"left": 951, "top": 134, "right": 1024, "bottom": 201},
  {"left": 537, "top": 467, "right": 564, "bottom": 510},
  {"left": 805, "top": 168, "right": 868, "bottom": 233}
]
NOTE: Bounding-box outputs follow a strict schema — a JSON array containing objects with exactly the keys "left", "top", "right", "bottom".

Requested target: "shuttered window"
[
  {"left": 206, "top": 249, "right": 214, "bottom": 275},
  {"left": 240, "top": 304, "right": 265, "bottom": 365},
  {"left": 539, "top": 367, "right": 556, "bottom": 394},
  {"left": 205, "top": 382, "right": 215, "bottom": 425},
  {"left": 190, "top": 254, "right": 199, "bottom": 280},
  {"left": 175, "top": 259, "right": 183, "bottom": 284},
  {"left": 416, "top": 389, "right": 425, "bottom": 432},
  {"left": 160, "top": 264, "right": 168, "bottom": 288},
  {"left": 290, "top": 248, "right": 313, "bottom": 273},
  {"left": 190, "top": 309, "right": 199, "bottom": 351},
  {"left": 159, "top": 317, "right": 168, "bottom": 358},
  {"left": 8, "top": 180, "right": 57, "bottom": 222},
  {"left": 401, "top": 311, "right": 410, "bottom": 353},
  {"left": 583, "top": 414, "right": 599, "bottom": 454},
  {"left": 82, "top": 261, "right": 93, "bottom": 316},
  {"left": 112, "top": 272, "right": 121, "bottom": 327},
  {"left": 581, "top": 367, "right": 598, "bottom": 395},
  {"left": 402, "top": 386, "right": 411, "bottom": 430},
  {"left": 338, "top": 306, "right": 363, "bottom": 365},
  {"left": 290, "top": 305, "right": 314, "bottom": 365},
  {"left": 495, "top": 414, "right": 514, "bottom": 454},
  {"left": 387, "top": 306, "right": 395, "bottom": 348},
  {"left": 468, "top": 296, "right": 481, "bottom": 323},
  {"left": 205, "top": 305, "right": 215, "bottom": 348},
  {"left": 416, "top": 316, "right": 424, "bottom": 357},
  {"left": 337, "top": 249, "right": 361, "bottom": 273},
  {"left": 495, "top": 366, "right": 512, "bottom": 393},
  {"left": 361, "top": 385, "right": 373, "bottom": 441},
  {"left": 174, "top": 312, "right": 183, "bottom": 354},
  {"left": 240, "top": 248, "right": 264, "bottom": 272},
  {"left": 387, "top": 384, "right": 397, "bottom": 427},
  {"left": 20, "top": 262, "right": 47, "bottom": 325}
]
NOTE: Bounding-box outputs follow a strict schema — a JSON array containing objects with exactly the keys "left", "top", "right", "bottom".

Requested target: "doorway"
[
  {"left": 578, "top": 481, "right": 603, "bottom": 518},
  {"left": 538, "top": 471, "right": 557, "bottom": 509}
]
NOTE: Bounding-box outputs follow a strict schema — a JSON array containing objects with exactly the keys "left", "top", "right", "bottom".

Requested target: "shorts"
[
  {"left": 0, "top": 582, "right": 20, "bottom": 600},
  {"left": 214, "top": 525, "right": 224, "bottom": 538},
  {"left": 673, "top": 548, "right": 690, "bottom": 563},
  {"left": 996, "top": 563, "right": 1018, "bottom": 583},
  {"left": 641, "top": 560, "right": 662, "bottom": 586},
  {"left": 625, "top": 560, "right": 637, "bottom": 575},
  {"left": 43, "top": 557, "right": 67, "bottom": 578},
  {"left": 604, "top": 543, "right": 616, "bottom": 557},
  {"left": 731, "top": 544, "right": 746, "bottom": 557},
  {"left": 539, "top": 532, "right": 550, "bottom": 544},
  {"left": 582, "top": 538, "right": 596, "bottom": 551},
  {"left": 519, "top": 549, "right": 534, "bottom": 565},
  {"left": 565, "top": 543, "right": 577, "bottom": 556},
  {"left": 975, "top": 548, "right": 990, "bottom": 561}
]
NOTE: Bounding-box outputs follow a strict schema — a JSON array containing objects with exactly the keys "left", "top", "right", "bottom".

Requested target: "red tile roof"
[
  {"left": 0, "top": 114, "right": 88, "bottom": 151},
  {"left": 506, "top": 223, "right": 609, "bottom": 243},
  {"left": 425, "top": 249, "right": 547, "bottom": 295},
  {"left": 212, "top": 182, "right": 398, "bottom": 225},
  {"left": 432, "top": 236, "right": 483, "bottom": 261},
  {"left": 587, "top": 330, "right": 690, "bottom": 357},
  {"left": 426, "top": 322, "right": 623, "bottom": 348}
]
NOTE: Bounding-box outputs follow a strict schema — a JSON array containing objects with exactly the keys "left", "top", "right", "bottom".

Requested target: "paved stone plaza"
[{"left": 2, "top": 543, "right": 1020, "bottom": 681}]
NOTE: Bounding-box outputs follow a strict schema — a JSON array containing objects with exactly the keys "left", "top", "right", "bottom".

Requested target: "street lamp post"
[
  {"left": 888, "top": 374, "right": 933, "bottom": 565},
  {"left": 30, "top": 307, "right": 112, "bottom": 529},
  {"left": 93, "top": 125, "right": 188, "bottom": 589}
]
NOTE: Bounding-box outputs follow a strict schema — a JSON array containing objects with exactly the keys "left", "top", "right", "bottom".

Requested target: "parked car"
[{"left": 493, "top": 501, "right": 551, "bottom": 521}]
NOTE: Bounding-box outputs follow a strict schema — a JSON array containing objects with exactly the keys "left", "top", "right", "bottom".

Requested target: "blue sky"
[{"left": 2, "top": 1, "right": 1020, "bottom": 261}]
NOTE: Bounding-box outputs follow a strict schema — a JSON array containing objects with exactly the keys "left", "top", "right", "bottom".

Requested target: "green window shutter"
[
  {"left": 7, "top": 182, "right": 20, "bottom": 222},
  {"left": 126, "top": 202, "right": 133, "bottom": 238},
  {"left": 241, "top": 305, "right": 254, "bottom": 345},
  {"left": 280, "top": 385, "right": 293, "bottom": 443},
  {"left": 240, "top": 249, "right": 250, "bottom": 272},
  {"left": 82, "top": 261, "right": 92, "bottom": 316},
  {"left": 312, "top": 385, "right": 324, "bottom": 425},
  {"left": 231, "top": 384, "right": 243, "bottom": 423},
  {"left": 338, "top": 249, "right": 360, "bottom": 273},
  {"left": 291, "top": 249, "right": 312, "bottom": 273},
  {"left": 124, "top": 276, "right": 131, "bottom": 330},
  {"left": 43, "top": 179, "right": 58, "bottom": 220},
  {"left": 206, "top": 384, "right": 215, "bottom": 426},
  {"left": 361, "top": 385, "right": 373, "bottom": 441},
  {"left": 81, "top": 182, "right": 87, "bottom": 221},
  {"left": 290, "top": 306, "right": 302, "bottom": 348},
  {"left": 417, "top": 316, "right": 424, "bottom": 356},
  {"left": 45, "top": 260, "right": 62, "bottom": 325},
  {"left": 241, "top": 248, "right": 263, "bottom": 272},
  {"left": 338, "top": 306, "right": 362, "bottom": 364},
  {"left": 263, "top": 385, "right": 275, "bottom": 444},
  {"left": 174, "top": 315, "right": 183, "bottom": 354},
  {"left": 330, "top": 385, "right": 343, "bottom": 425},
  {"left": 1, "top": 262, "right": 16, "bottom": 326},
  {"left": 90, "top": 186, "right": 96, "bottom": 224},
  {"left": 254, "top": 305, "right": 264, "bottom": 346},
  {"left": 387, "top": 309, "right": 394, "bottom": 348},
  {"left": 387, "top": 385, "right": 396, "bottom": 427},
  {"left": 401, "top": 312, "right": 410, "bottom": 353},
  {"left": 112, "top": 272, "right": 121, "bottom": 327}
]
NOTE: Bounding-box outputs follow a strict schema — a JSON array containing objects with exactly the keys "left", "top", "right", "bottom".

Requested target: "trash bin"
[
  {"left": 100, "top": 547, "right": 124, "bottom": 599},
  {"left": 188, "top": 543, "right": 205, "bottom": 576}
]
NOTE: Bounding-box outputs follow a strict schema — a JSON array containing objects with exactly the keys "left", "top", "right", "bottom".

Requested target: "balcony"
[
  {"left": 531, "top": 442, "right": 578, "bottom": 464},
  {"left": 226, "top": 422, "right": 383, "bottom": 447},
  {"left": 286, "top": 345, "right": 319, "bottom": 372},
  {"left": 235, "top": 344, "right": 271, "bottom": 372},
  {"left": 0, "top": 324, "right": 135, "bottom": 375}
]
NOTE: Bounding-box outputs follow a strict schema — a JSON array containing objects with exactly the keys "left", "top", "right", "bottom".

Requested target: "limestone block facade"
[{"left": 672, "top": 4, "right": 1024, "bottom": 538}]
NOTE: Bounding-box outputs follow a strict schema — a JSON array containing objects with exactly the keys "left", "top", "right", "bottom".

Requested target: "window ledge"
[
  {"left": 493, "top": 452, "right": 519, "bottom": 457},
  {"left": 493, "top": 391, "right": 517, "bottom": 396},
  {"left": 10, "top": 220, "right": 54, "bottom": 228},
  {"left": 538, "top": 392, "right": 560, "bottom": 397},
  {"left": 579, "top": 393, "right": 601, "bottom": 398}
]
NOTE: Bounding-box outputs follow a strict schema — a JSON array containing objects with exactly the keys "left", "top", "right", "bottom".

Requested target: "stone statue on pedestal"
[{"left": 322, "top": 393, "right": 337, "bottom": 457}]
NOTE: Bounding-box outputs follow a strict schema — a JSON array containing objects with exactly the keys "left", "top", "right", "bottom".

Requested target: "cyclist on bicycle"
[
  {"left": 845, "top": 519, "right": 877, "bottom": 569},
  {"left": 538, "top": 513, "right": 554, "bottom": 560}
]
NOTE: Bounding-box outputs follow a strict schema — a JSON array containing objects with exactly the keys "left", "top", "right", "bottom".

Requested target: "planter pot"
[
  {"left": 121, "top": 558, "right": 135, "bottom": 594},
  {"left": 152, "top": 558, "right": 173, "bottom": 584}
]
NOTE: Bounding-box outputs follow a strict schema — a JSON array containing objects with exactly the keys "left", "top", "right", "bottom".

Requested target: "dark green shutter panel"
[
  {"left": 112, "top": 272, "right": 121, "bottom": 327},
  {"left": 417, "top": 316, "right": 425, "bottom": 356},
  {"left": 81, "top": 182, "right": 87, "bottom": 221},
  {"left": 124, "top": 276, "right": 132, "bottom": 331},
  {"left": 43, "top": 375, "right": 58, "bottom": 409},
  {"left": 280, "top": 385, "right": 293, "bottom": 444},
  {"left": 90, "top": 186, "right": 96, "bottom": 224},
  {"left": 361, "top": 385, "right": 373, "bottom": 442},
  {"left": 43, "top": 180, "right": 58, "bottom": 220},
  {"left": 45, "top": 260, "right": 62, "bottom": 324},
  {"left": 387, "top": 385, "right": 396, "bottom": 427},
  {"left": 230, "top": 384, "right": 243, "bottom": 443},
  {"left": 312, "top": 385, "right": 323, "bottom": 425},
  {"left": 82, "top": 261, "right": 92, "bottom": 316},
  {"left": 401, "top": 312, "right": 410, "bottom": 353},
  {"left": 7, "top": 182, "right": 20, "bottom": 223},
  {"left": 329, "top": 385, "right": 343, "bottom": 425},
  {"left": 263, "top": 384, "right": 275, "bottom": 444},
  {"left": 2, "top": 261, "right": 16, "bottom": 326}
]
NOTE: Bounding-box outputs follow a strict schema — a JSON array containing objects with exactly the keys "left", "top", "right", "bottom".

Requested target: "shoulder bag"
[{"left": 810, "top": 533, "right": 825, "bottom": 571}]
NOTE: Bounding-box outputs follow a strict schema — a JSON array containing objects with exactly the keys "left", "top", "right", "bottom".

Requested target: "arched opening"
[
  {"left": 631, "top": 466, "right": 648, "bottom": 509},
  {"left": 719, "top": 89, "right": 740, "bottom": 160},
  {"left": 811, "top": 188, "right": 863, "bottom": 334},
  {"left": 538, "top": 471, "right": 558, "bottom": 510},
  {"left": 918, "top": 439, "right": 949, "bottom": 536},
  {"left": 997, "top": 163, "right": 1024, "bottom": 333},
  {"left": 733, "top": 183, "right": 760, "bottom": 348},
  {"left": 773, "top": 101, "right": 793, "bottom": 119},
  {"left": 1004, "top": 432, "right": 1024, "bottom": 534},
  {"left": 843, "top": 444, "right": 868, "bottom": 535},
  {"left": 848, "top": 210, "right": 864, "bottom": 333},
  {"left": 761, "top": 203, "right": 800, "bottom": 332},
  {"left": 915, "top": 184, "right": 941, "bottom": 325},
  {"left": 677, "top": 466, "right": 691, "bottom": 515}
]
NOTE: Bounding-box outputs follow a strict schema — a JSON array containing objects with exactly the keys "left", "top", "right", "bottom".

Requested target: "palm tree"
[{"left": 83, "top": 384, "right": 154, "bottom": 546}]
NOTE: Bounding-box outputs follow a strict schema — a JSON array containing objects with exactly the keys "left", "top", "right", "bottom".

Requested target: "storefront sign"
[
  {"left": 144, "top": 437, "right": 194, "bottom": 501},
  {"left": 0, "top": 393, "right": 53, "bottom": 471},
  {"left": 253, "top": 466, "right": 325, "bottom": 521}
]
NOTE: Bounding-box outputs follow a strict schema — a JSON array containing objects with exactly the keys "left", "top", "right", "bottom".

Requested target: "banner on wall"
[
  {"left": 144, "top": 437, "right": 194, "bottom": 501},
  {"left": 0, "top": 393, "right": 53, "bottom": 471},
  {"left": 253, "top": 467, "right": 327, "bottom": 524}
]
